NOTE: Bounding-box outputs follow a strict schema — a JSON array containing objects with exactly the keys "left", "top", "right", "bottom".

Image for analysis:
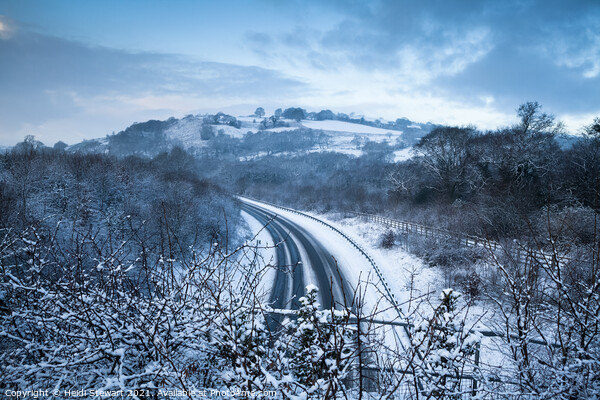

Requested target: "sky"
[{"left": 0, "top": 0, "right": 599, "bottom": 146}]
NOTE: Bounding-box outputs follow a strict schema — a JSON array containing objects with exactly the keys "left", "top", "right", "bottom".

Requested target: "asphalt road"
[{"left": 240, "top": 201, "right": 353, "bottom": 311}]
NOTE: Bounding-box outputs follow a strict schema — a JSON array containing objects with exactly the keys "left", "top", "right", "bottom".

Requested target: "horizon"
[{"left": 1, "top": 0, "right": 599, "bottom": 146}]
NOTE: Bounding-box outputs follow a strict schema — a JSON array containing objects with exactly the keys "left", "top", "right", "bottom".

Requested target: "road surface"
[{"left": 240, "top": 200, "right": 354, "bottom": 311}]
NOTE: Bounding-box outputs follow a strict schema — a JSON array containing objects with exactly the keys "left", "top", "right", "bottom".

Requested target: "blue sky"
[{"left": 0, "top": 0, "right": 599, "bottom": 146}]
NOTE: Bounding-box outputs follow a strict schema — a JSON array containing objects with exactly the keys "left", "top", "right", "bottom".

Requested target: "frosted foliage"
[
  {"left": 412, "top": 289, "right": 481, "bottom": 399},
  {"left": 276, "top": 286, "right": 355, "bottom": 399}
]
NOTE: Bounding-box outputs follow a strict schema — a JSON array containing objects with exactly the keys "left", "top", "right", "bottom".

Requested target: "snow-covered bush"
[
  {"left": 277, "top": 285, "right": 355, "bottom": 399},
  {"left": 489, "top": 229, "right": 600, "bottom": 399},
  {"left": 208, "top": 301, "right": 273, "bottom": 392},
  {"left": 0, "top": 223, "right": 269, "bottom": 396},
  {"left": 459, "top": 270, "right": 482, "bottom": 304},
  {"left": 0, "top": 224, "right": 366, "bottom": 398},
  {"left": 411, "top": 289, "right": 480, "bottom": 399},
  {"left": 380, "top": 229, "right": 395, "bottom": 249}
]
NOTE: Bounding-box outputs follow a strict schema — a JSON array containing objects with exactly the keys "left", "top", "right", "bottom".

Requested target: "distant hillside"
[
  {"left": 67, "top": 109, "right": 436, "bottom": 160},
  {"left": 68, "top": 118, "right": 175, "bottom": 156}
]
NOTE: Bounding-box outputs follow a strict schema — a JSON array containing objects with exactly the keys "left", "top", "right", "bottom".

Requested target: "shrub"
[{"left": 381, "top": 229, "right": 395, "bottom": 249}]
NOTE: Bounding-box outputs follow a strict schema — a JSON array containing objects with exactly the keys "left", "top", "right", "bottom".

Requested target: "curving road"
[
  {"left": 242, "top": 199, "right": 393, "bottom": 390},
  {"left": 240, "top": 201, "right": 354, "bottom": 312}
]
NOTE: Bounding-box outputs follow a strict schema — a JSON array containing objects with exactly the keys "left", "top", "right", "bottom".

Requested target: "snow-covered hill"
[{"left": 67, "top": 111, "right": 434, "bottom": 160}]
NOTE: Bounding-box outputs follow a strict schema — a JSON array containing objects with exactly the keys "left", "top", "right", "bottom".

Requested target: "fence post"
[
  {"left": 356, "top": 315, "right": 366, "bottom": 393},
  {"left": 472, "top": 342, "right": 480, "bottom": 396}
]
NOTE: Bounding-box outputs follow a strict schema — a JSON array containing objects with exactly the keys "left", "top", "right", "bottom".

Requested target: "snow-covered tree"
[
  {"left": 209, "top": 301, "right": 272, "bottom": 393},
  {"left": 278, "top": 285, "right": 354, "bottom": 399},
  {"left": 0, "top": 217, "right": 268, "bottom": 395},
  {"left": 254, "top": 107, "right": 265, "bottom": 118},
  {"left": 412, "top": 289, "right": 480, "bottom": 399},
  {"left": 488, "top": 214, "right": 600, "bottom": 399}
]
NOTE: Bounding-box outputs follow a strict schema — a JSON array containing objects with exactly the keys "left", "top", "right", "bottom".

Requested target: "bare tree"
[
  {"left": 485, "top": 208, "right": 600, "bottom": 398},
  {"left": 413, "top": 126, "right": 480, "bottom": 201}
]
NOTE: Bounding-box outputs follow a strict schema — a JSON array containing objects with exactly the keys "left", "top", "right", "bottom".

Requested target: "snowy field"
[
  {"left": 165, "top": 117, "right": 253, "bottom": 149},
  {"left": 236, "top": 116, "right": 261, "bottom": 122},
  {"left": 393, "top": 146, "right": 415, "bottom": 162},
  {"left": 301, "top": 120, "right": 400, "bottom": 136},
  {"left": 295, "top": 120, "right": 407, "bottom": 159},
  {"left": 241, "top": 117, "right": 413, "bottom": 159}
]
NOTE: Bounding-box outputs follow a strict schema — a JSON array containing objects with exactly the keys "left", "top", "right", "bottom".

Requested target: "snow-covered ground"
[
  {"left": 236, "top": 116, "right": 260, "bottom": 123},
  {"left": 164, "top": 117, "right": 208, "bottom": 148},
  {"left": 313, "top": 213, "right": 511, "bottom": 372},
  {"left": 165, "top": 116, "right": 253, "bottom": 148},
  {"left": 299, "top": 120, "right": 405, "bottom": 157},
  {"left": 230, "top": 117, "right": 413, "bottom": 159},
  {"left": 317, "top": 214, "right": 442, "bottom": 311},
  {"left": 263, "top": 126, "right": 297, "bottom": 133},
  {"left": 301, "top": 120, "right": 401, "bottom": 136},
  {"left": 393, "top": 147, "right": 414, "bottom": 162},
  {"left": 239, "top": 210, "right": 278, "bottom": 297}
]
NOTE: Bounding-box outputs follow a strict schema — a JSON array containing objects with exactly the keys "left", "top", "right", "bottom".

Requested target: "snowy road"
[
  {"left": 240, "top": 201, "right": 353, "bottom": 311},
  {"left": 240, "top": 197, "right": 415, "bottom": 353}
]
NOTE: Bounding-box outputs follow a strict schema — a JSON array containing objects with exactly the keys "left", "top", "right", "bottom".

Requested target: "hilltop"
[{"left": 66, "top": 108, "right": 436, "bottom": 161}]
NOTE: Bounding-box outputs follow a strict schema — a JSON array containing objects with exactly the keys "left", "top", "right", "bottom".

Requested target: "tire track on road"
[{"left": 241, "top": 201, "right": 353, "bottom": 310}]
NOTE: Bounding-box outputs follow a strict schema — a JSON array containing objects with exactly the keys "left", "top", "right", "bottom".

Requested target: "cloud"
[
  {"left": 434, "top": 40, "right": 600, "bottom": 116},
  {"left": 551, "top": 22, "right": 600, "bottom": 79},
  {"left": 258, "top": 0, "right": 497, "bottom": 80},
  {"left": 0, "top": 29, "right": 308, "bottom": 145},
  {"left": 316, "top": 0, "right": 600, "bottom": 79},
  {"left": 246, "top": 31, "right": 274, "bottom": 47}
]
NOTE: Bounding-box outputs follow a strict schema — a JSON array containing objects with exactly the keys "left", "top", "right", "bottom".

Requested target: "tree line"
[
  {"left": 0, "top": 140, "right": 244, "bottom": 266},
  {"left": 389, "top": 102, "right": 599, "bottom": 240}
]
